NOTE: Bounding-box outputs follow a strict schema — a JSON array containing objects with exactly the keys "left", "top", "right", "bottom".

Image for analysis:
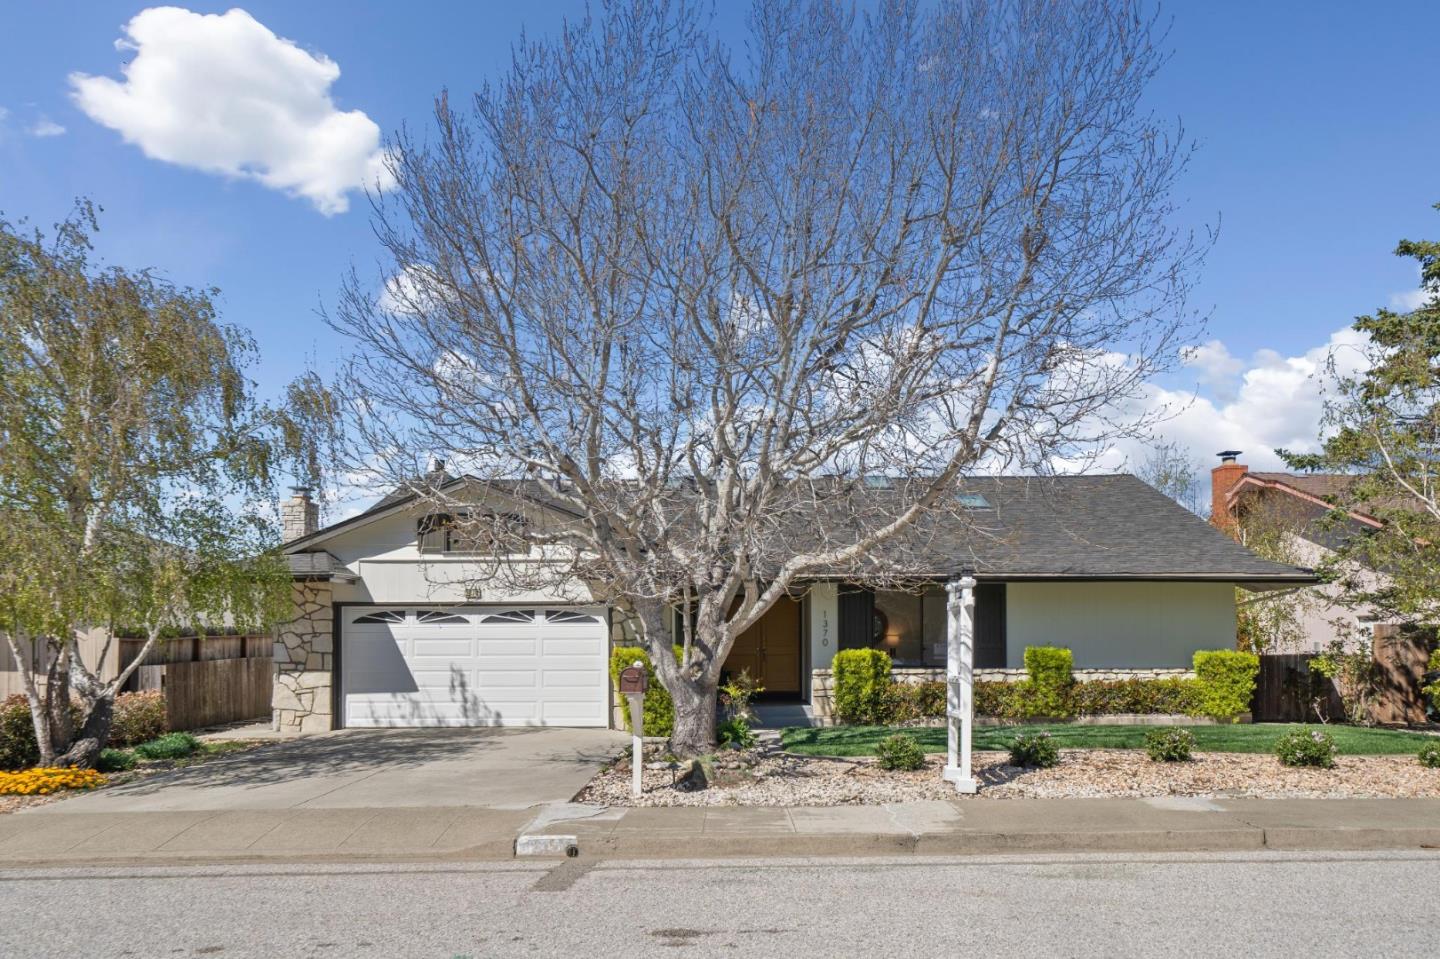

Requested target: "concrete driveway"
[{"left": 29, "top": 727, "right": 627, "bottom": 814}]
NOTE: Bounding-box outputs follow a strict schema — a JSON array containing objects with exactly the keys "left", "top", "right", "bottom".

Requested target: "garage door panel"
[
  {"left": 542, "top": 669, "right": 604, "bottom": 687},
  {"left": 411, "top": 638, "right": 474, "bottom": 657},
  {"left": 475, "top": 670, "right": 539, "bottom": 687},
  {"left": 342, "top": 606, "right": 607, "bottom": 728},
  {"left": 542, "top": 637, "right": 604, "bottom": 656},
  {"left": 476, "top": 639, "right": 539, "bottom": 656}
]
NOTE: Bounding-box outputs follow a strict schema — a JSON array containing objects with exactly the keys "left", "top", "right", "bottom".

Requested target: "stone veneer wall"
[
  {"left": 273, "top": 581, "right": 335, "bottom": 734},
  {"left": 810, "top": 666, "right": 1196, "bottom": 725}
]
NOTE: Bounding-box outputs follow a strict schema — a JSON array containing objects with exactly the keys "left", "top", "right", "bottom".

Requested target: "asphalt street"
[{"left": 2, "top": 850, "right": 1437, "bottom": 958}]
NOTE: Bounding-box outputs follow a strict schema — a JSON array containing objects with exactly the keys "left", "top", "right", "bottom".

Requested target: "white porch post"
[{"left": 943, "top": 574, "right": 978, "bottom": 794}]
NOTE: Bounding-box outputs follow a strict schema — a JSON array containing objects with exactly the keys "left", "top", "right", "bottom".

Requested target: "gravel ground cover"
[{"left": 576, "top": 747, "right": 1440, "bottom": 807}]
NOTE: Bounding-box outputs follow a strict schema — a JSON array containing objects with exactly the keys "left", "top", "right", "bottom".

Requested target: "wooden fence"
[
  {"left": 132, "top": 656, "right": 273, "bottom": 731},
  {"left": 1253, "top": 627, "right": 1432, "bottom": 725},
  {"left": 1251, "top": 653, "right": 1343, "bottom": 723},
  {"left": 119, "top": 634, "right": 270, "bottom": 672}
]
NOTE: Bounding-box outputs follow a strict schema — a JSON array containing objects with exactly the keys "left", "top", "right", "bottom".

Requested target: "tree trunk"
[
  {"left": 668, "top": 675, "right": 719, "bottom": 757},
  {"left": 51, "top": 693, "right": 112, "bottom": 769}
]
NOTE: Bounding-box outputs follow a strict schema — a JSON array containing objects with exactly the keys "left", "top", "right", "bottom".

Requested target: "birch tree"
[
  {"left": 0, "top": 204, "right": 325, "bottom": 767},
  {"left": 332, "top": 0, "right": 1200, "bottom": 753}
]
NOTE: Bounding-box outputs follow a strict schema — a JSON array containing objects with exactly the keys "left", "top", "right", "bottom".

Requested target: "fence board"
[
  {"left": 136, "top": 658, "right": 273, "bottom": 731},
  {"left": 1252, "top": 653, "right": 1343, "bottom": 723}
]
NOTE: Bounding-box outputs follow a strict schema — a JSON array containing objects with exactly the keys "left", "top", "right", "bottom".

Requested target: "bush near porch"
[
  {"left": 610, "top": 646, "right": 688, "bottom": 738},
  {"left": 829, "top": 647, "right": 1258, "bottom": 725}
]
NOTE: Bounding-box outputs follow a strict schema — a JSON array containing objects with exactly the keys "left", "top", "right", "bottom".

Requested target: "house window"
[
  {"left": 418, "top": 511, "right": 529, "bottom": 554},
  {"left": 545, "top": 609, "right": 600, "bottom": 625},
  {"left": 416, "top": 610, "right": 468, "bottom": 625},
  {"left": 353, "top": 609, "right": 407, "bottom": 625},
  {"left": 480, "top": 609, "right": 538, "bottom": 624}
]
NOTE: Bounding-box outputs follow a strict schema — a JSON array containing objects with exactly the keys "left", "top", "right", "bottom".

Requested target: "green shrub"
[
  {"left": 1191, "top": 650, "right": 1260, "bottom": 722},
  {"left": 831, "top": 649, "right": 895, "bottom": 725},
  {"left": 609, "top": 646, "right": 682, "bottom": 738},
  {"left": 134, "top": 732, "right": 201, "bottom": 761},
  {"left": 875, "top": 733, "right": 926, "bottom": 771},
  {"left": 1069, "top": 678, "right": 1199, "bottom": 716},
  {"left": 882, "top": 680, "right": 946, "bottom": 722},
  {"left": 1143, "top": 728, "right": 1195, "bottom": 763},
  {"left": 1008, "top": 730, "right": 1059, "bottom": 768},
  {"left": 109, "top": 691, "right": 168, "bottom": 747},
  {"left": 0, "top": 695, "right": 39, "bottom": 772},
  {"left": 716, "top": 717, "right": 756, "bottom": 751},
  {"left": 1022, "top": 646, "right": 1074, "bottom": 718},
  {"left": 1418, "top": 741, "right": 1440, "bottom": 769},
  {"left": 1423, "top": 648, "right": 1440, "bottom": 716},
  {"left": 1274, "top": 727, "right": 1336, "bottom": 768},
  {"left": 96, "top": 748, "right": 138, "bottom": 772}
]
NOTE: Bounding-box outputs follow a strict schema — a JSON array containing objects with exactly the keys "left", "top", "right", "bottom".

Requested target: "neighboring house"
[
  {"left": 272, "top": 473, "right": 1313, "bottom": 733},
  {"left": 1209, "top": 451, "right": 1400, "bottom": 652}
]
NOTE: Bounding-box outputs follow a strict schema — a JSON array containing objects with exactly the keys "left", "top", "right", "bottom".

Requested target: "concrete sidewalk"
[{"left": 2, "top": 797, "right": 1438, "bottom": 867}]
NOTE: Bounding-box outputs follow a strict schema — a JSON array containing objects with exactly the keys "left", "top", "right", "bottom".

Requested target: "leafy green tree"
[
  {"left": 0, "top": 204, "right": 327, "bottom": 767},
  {"left": 1281, "top": 207, "right": 1440, "bottom": 629}
]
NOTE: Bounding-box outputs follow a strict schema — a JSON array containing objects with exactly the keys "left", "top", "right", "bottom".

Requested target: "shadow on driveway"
[{"left": 37, "top": 727, "right": 628, "bottom": 812}]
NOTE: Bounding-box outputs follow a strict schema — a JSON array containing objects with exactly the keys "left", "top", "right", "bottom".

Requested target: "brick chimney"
[
  {"left": 282, "top": 486, "right": 319, "bottom": 542},
  {"left": 1210, "top": 451, "right": 1247, "bottom": 532}
]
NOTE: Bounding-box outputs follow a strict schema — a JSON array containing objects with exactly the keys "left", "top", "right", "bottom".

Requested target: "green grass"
[{"left": 781, "top": 723, "right": 1439, "bottom": 757}]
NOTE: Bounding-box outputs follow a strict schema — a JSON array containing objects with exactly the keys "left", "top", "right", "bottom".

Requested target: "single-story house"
[{"left": 272, "top": 473, "right": 1314, "bottom": 734}]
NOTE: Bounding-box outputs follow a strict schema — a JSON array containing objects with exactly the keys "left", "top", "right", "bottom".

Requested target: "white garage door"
[{"left": 340, "top": 606, "right": 609, "bottom": 728}]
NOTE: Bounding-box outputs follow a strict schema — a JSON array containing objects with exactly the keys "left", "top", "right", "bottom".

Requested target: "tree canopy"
[
  {"left": 1281, "top": 207, "right": 1440, "bottom": 628},
  {"left": 0, "top": 202, "right": 327, "bottom": 765}
]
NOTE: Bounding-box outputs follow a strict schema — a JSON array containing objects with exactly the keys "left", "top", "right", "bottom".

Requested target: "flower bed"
[{"left": 0, "top": 767, "right": 106, "bottom": 796}]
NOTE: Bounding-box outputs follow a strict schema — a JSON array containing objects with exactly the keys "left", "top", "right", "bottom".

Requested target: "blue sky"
[{"left": 1, "top": 1, "right": 1437, "bottom": 480}]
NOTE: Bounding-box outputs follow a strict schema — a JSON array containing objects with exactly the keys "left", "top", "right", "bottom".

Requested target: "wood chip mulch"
[{"left": 576, "top": 748, "right": 1440, "bottom": 807}]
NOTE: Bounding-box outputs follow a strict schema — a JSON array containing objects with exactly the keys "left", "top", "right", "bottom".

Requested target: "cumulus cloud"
[
  {"left": 1390, "top": 287, "right": 1431, "bottom": 311},
  {"left": 1073, "top": 325, "right": 1372, "bottom": 511},
  {"left": 69, "top": 7, "right": 391, "bottom": 214}
]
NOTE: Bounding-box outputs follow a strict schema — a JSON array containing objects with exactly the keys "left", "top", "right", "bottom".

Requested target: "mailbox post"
[{"left": 618, "top": 661, "right": 649, "bottom": 797}]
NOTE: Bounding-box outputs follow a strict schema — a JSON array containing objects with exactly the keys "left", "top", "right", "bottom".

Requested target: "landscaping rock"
[{"left": 576, "top": 748, "right": 1440, "bottom": 808}]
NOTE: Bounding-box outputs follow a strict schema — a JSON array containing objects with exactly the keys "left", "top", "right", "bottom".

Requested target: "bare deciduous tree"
[{"left": 332, "top": 0, "right": 1199, "bottom": 753}]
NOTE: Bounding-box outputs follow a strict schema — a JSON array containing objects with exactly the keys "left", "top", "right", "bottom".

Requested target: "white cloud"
[
  {"left": 1390, "top": 287, "right": 1430, "bottom": 311},
  {"left": 1179, "top": 339, "right": 1245, "bottom": 402},
  {"left": 28, "top": 119, "right": 65, "bottom": 138},
  {"left": 69, "top": 7, "right": 392, "bottom": 214},
  {"left": 1087, "top": 325, "right": 1372, "bottom": 508}
]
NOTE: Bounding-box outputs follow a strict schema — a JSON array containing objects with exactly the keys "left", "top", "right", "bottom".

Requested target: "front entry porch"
[{"left": 722, "top": 596, "right": 804, "bottom": 696}]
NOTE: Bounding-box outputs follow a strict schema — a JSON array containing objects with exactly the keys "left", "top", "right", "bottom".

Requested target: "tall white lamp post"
[{"left": 944, "top": 571, "right": 979, "bottom": 794}]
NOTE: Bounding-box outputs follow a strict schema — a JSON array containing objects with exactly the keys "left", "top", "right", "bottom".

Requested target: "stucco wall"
[{"left": 1005, "top": 581, "right": 1236, "bottom": 668}]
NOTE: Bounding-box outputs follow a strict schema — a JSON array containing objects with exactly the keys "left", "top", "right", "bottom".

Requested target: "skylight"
[{"left": 957, "top": 492, "right": 991, "bottom": 509}]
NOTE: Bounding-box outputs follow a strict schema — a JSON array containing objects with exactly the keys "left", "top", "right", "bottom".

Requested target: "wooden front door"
[{"left": 724, "top": 597, "right": 802, "bottom": 694}]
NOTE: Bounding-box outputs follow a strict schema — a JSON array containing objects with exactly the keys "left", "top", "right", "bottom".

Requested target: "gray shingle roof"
[
  {"left": 900, "top": 475, "right": 1313, "bottom": 581},
  {"left": 294, "top": 472, "right": 1314, "bottom": 584}
]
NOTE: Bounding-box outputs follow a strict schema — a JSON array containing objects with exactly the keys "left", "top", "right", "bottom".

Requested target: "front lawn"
[{"left": 781, "top": 723, "right": 1438, "bottom": 757}]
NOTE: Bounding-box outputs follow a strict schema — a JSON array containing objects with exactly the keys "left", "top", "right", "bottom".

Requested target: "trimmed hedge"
[
  {"left": 831, "top": 649, "right": 894, "bottom": 725},
  {"left": 830, "top": 647, "right": 1257, "bottom": 726},
  {"left": 1192, "top": 650, "right": 1260, "bottom": 723},
  {"left": 610, "top": 646, "right": 685, "bottom": 738}
]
